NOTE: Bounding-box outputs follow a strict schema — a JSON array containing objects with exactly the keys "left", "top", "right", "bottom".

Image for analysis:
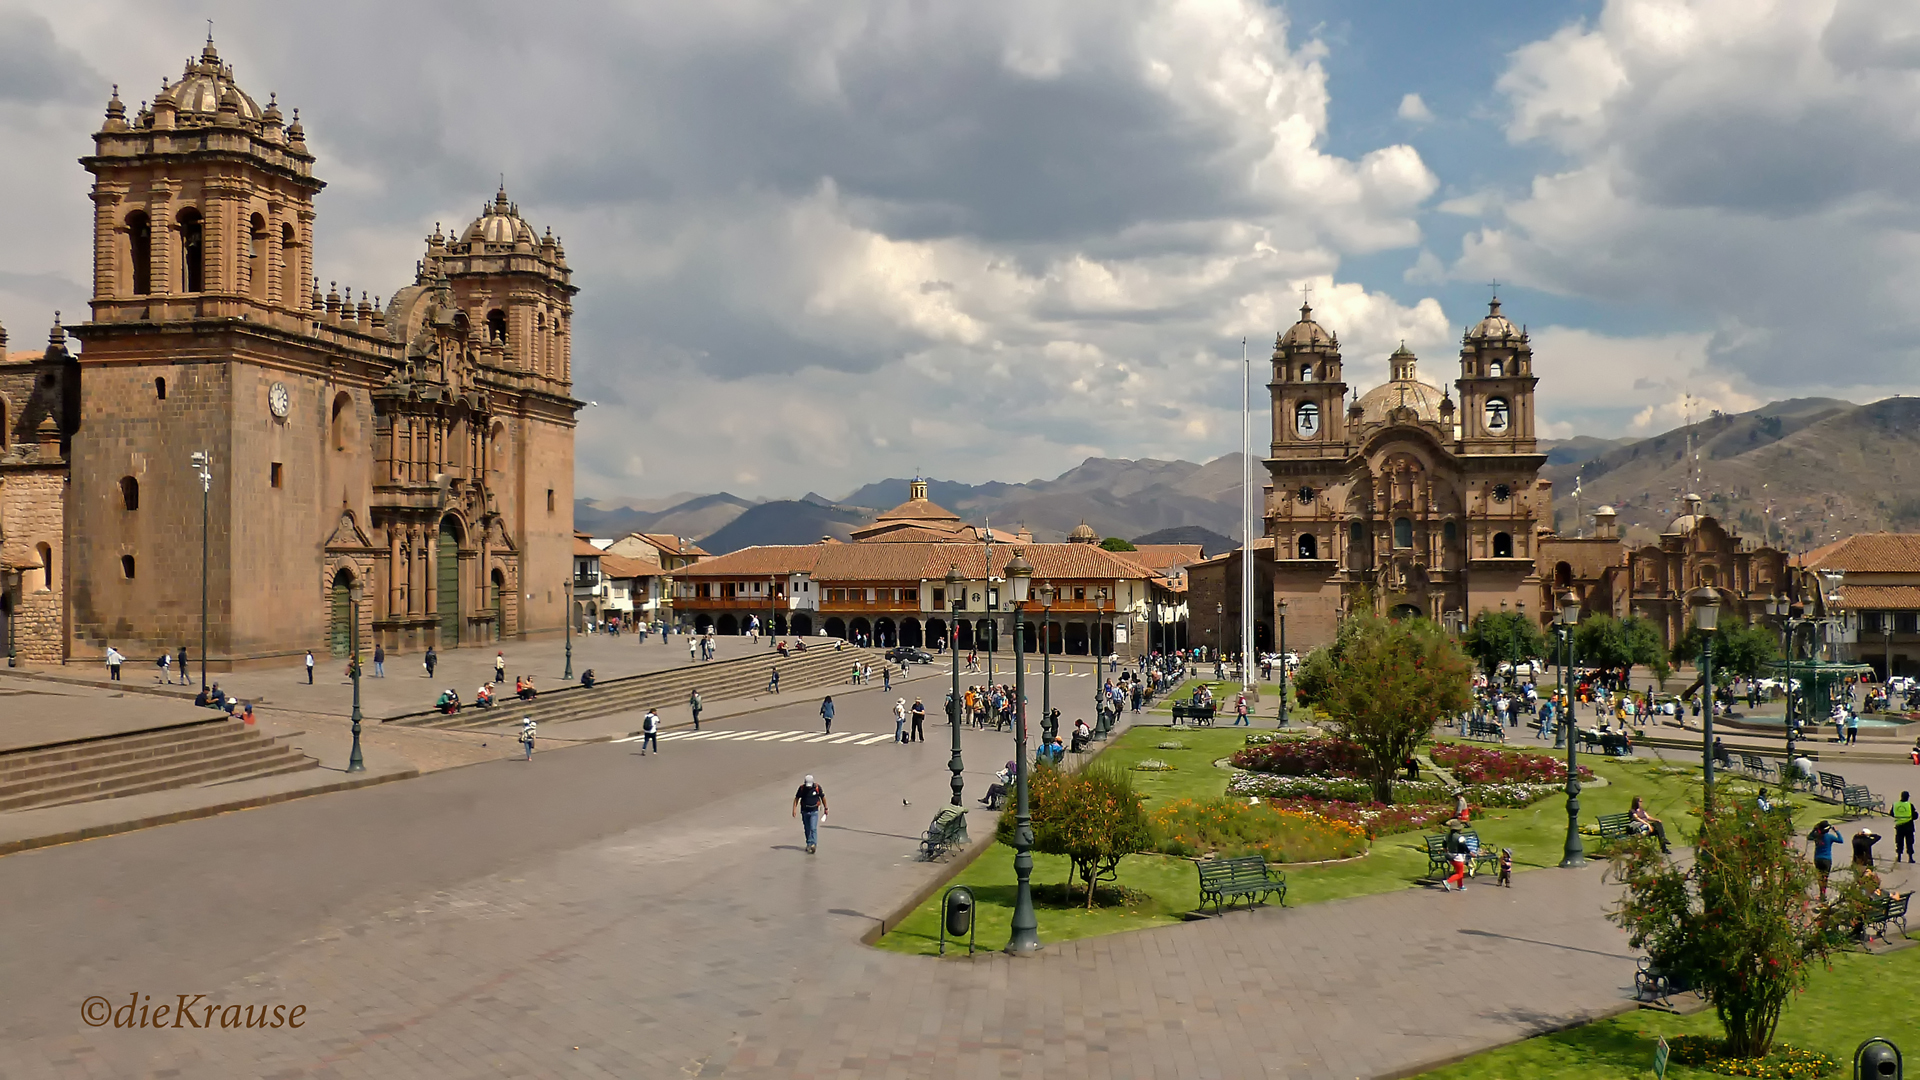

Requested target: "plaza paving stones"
[{"left": 0, "top": 690, "right": 1690, "bottom": 1079}]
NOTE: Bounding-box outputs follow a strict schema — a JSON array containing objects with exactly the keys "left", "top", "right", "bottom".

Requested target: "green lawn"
[
  {"left": 877, "top": 727, "right": 1803, "bottom": 956},
  {"left": 1147, "top": 679, "right": 1291, "bottom": 712},
  {"left": 1416, "top": 944, "right": 1920, "bottom": 1078}
]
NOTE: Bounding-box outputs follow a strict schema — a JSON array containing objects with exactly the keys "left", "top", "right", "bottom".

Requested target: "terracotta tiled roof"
[
  {"left": 677, "top": 546, "right": 824, "bottom": 577},
  {"left": 1799, "top": 533, "right": 1920, "bottom": 574},
  {"left": 1112, "top": 544, "right": 1205, "bottom": 573},
  {"left": 573, "top": 538, "right": 603, "bottom": 557},
  {"left": 857, "top": 525, "right": 967, "bottom": 543},
  {"left": 598, "top": 554, "right": 664, "bottom": 580},
  {"left": 627, "top": 532, "right": 710, "bottom": 558},
  {"left": 1837, "top": 584, "right": 1920, "bottom": 609}
]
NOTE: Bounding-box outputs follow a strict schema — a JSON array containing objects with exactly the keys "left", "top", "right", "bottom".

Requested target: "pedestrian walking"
[
  {"left": 1442, "top": 825, "right": 1469, "bottom": 892},
  {"left": 1234, "top": 693, "right": 1249, "bottom": 726},
  {"left": 641, "top": 708, "right": 660, "bottom": 755},
  {"left": 689, "top": 637, "right": 698, "bottom": 662},
  {"left": 178, "top": 645, "right": 190, "bottom": 685},
  {"left": 373, "top": 643, "right": 385, "bottom": 677},
  {"left": 305, "top": 650, "right": 315, "bottom": 684},
  {"left": 767, "top": 666, "right": 781, "bottom": 693},
  {"left": 820, "top": 695, "right": 835, "bottom": 735},
  {"left": 894, "top": 698, "right": 908, "bottom": 743},
  {"left": 156, "top": 651, "right": 171, "bottom": 683},
  {"left": 910, "top": 697, "right": 925, "bottom": 742},
  {"left": 105, "top": 646, "right": 124, "bottom": 681},
  {"left": 424, "top": 646, "right": 438, "bottom": 679},
  {"left": 1846, "top": 711, "right": 1860, "bottom": 745},
  {"left": 1893, "top": 791, "right": 1916, "bottom": 864},
  {"left": 689, "top": 688, "right": 704, "bottom": 731},
  {"left": 519, "top": 717, "right": 536, "bottom": 761},
  {"left": 792, "top": 774, "right": 827, "bottom": 853},
  {"left": 883, "top": 665, "right": 892, "bottom": 692},
  {"left": 495, "top": 651, "right": 506, "bottom": 685}
]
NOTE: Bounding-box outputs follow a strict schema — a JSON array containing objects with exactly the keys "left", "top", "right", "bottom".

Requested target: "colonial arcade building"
[{"left": 6, "top": 39, "right": 580, "bottom": 665}]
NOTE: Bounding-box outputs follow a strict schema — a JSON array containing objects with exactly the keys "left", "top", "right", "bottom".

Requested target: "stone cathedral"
[
  {"left": 1264, "top": 298, "right": 1550, "bottom": 648},
  {"left": 3, "top": 38, "right": 580, "bottom": 665}
]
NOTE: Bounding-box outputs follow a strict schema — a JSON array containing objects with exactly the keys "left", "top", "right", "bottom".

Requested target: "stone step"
[
  {"left": 0, "top": 730, "right": 314, "bottom": 813},
  {"left": 0, "top": 723, "right": 267, "bottom": 787},
  {"left": 25, "top": 748, "right": 317, "bottom": 811}
]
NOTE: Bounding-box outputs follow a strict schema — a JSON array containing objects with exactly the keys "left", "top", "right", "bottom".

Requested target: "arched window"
[
  {"left": 1294, "top": 401, "right": 1320, "bottom": 438},
  {"left": 331, "top": 392, "right": 352, "bottom": 451},
  {"left": 121, "top": 555, "right": 136, "bottom": 579},
  {"left": 34, "top": 542, "right": 53, "bottom": 592},
  {"left": 1443, "top": 520, "right": 1457, "bottom": 548},
  {"left": 279, "top": 223, "right": 296, "bottom": 300},
  {"left": 1297, "top": 533, "right": 1317, "bottom": 560},
  {"left": 154, "top": 376, "right": 167, "bottom": 401},
  {"left": 1488, "top": 360, "right": 1504, "bottom": 377},
  {"left": 248, "top": 213, "right": 268, "bottom": 299},
  {"left": 1555, "top": 562, "right": 1573, "bottom": 588},
  {"left": 454, "top": 311, "right": 470, "bottom": 337},
  {"left": 119, "top": 476, "right": 139, "bottom": 511},
  {"left": 176, "top": 208, "right": 204, "bottom": 292},
  {"left": 487, "top": 309, "right": 507, "bottom": 343},
  {"left": 1349, "top": 520, "right": 1366, "bottom": 561},
  {"left": 1492, "top": 531, "right": 1514, "bottom": 558},
  {"left": 1393, "top": 517, "right": 1413, "bottom": 549},
  {"left": 126, "top": 210, "right": 152, "bottom": 295},
  {"left": 1299, "top": 364, "right": 1315, "bottom": 382}
]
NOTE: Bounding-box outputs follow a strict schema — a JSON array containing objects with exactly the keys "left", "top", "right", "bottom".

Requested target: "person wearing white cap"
[
  {"left": 792, "top": 775, "right": 827, "bottom": 853},
  {"left": 893, "top": 699, "right": 908, "bottom": 744},
  {"left": 519, "top": 717, "right": 536, "bottom": 761}
]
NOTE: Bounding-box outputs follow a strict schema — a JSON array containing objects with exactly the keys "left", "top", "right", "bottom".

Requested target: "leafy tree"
[
  {"left": 1672, "top": 619, "right": 1778, "bottom": 686},
  {"left": 999, "top": 762, "right": 1152, "bottom": 909},
  {"left": 1290, "top": 614, "right": 1369, "bottom": 709},
  {"left": 1573, "top": 613, "right": 1671, "bottom": 684},
  {"left": 1610, "top": 791, "right": 1875, "bottom": 1060},
  {"left": 1316, "top": 615, "right": 1474, "bottom": 803},
  {"left": 1099, "top": 537, "right": 1137, "bottom": 552},
  {"left": 1461, "top": 610, "right": 1549, "bottom": 680}
]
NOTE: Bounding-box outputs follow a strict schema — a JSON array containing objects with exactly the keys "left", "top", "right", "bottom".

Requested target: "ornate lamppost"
[
  {"left": 1040, "top": 582, "right": 1055, "bottom": 741},
  {"left": 1093, "top": 597, "right": 1108, "bottom": 736},
  {"left": 1002, "top": 551, "right": 1040, "bottom": 954},
  {"left": 1557, "top": 589, "right": 1586, "bottom": 867},
  {"left": 348, "top": 579, "right": 365, "bottom": 772},
  {"left": 564, "top": 573, "right": 574, "bottom": 680},
  {"left": 1692, "top": 591, "right": 1720, "bottom": 793},
  {"left": 191, "top": 450, "right": 211, "bottom": 690},
  {"left": 946, "top": 565, "right": 965, "bottom": 807},
  {"left": 1276, "top": 598, "right": 1289, "bottom": 727}
]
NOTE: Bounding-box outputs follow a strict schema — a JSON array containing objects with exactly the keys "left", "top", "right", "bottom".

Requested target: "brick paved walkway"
[{"left": 0, "top": 692, "right": 1681, "bottom": 1080}]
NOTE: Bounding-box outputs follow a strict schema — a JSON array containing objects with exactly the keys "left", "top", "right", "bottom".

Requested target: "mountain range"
[{"left": 578, "top": 395, "right": 1920, "bottom": 557}]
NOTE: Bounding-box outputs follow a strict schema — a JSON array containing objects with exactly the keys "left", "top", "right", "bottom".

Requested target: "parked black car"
[{"left": 886, "top": 646, "right": 935, "bottom": 665}]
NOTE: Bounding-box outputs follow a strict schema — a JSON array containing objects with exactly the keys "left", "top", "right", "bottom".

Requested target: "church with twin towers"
[{"left": 0, "top": 37, "right": 580, "bottom": 666}]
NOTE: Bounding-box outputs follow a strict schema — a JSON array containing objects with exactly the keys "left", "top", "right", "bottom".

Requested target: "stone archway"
[
  {"left": 900, "top": 618, "right": 922, "bottom": 647},
  {"left": 789, "top": 613, "right": 813, "bottom": 636},
  {"left": 329, "top": 568, "right": 354, "bottom": 658},
  {"left": 717, "top": 614, "right": 738, "bottom": 636},
  {"left": 850, "top": 617, "right": 871, "bottom": 644},
  {"left": 824, "top": 617, "right": 846, "bottom": 639},
  {"left": 435, "top": 517, "right": 463, "bottom": 646},
  {"left": 874, "top": 617, "right": 896, "bottom": 646},
  {"left": 694, "top": 615, "right": 714, "bottom": 634},
  {"left": 1065, "top": 620, "right": 1089, "bottom": 655}
]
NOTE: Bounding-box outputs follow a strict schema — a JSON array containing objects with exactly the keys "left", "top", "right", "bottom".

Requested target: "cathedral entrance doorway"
[
  {"left": 1389, "top": 603, "right": 1422, "bottom": 622},
  {"left": 329, "top": 569, "right": 353, "bottom": 658},
  {"left": 436, "top": 519, "right": 462, "bottom": 645},
  {"left": 490, "top": 569, "right": 505, "bottom": 640}
]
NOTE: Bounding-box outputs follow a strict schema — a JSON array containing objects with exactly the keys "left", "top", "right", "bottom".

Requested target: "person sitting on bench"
[
  {"left": 1630, "top": 796, "right": 1672, "bottom": 854},
  {"left": 1070, "top": 718, "right": 1091, "bottom": 753},
  {"left": 980, "top": 761, "right": 1015, "bottom": 809}
]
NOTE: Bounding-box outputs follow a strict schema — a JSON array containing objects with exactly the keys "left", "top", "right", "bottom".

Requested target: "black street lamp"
[
  {"left": 946, "top": 565, "right": 965, "bottom": 807},
  {"left": 1693, "top": 591, "right": 1720, "bottom": 793},
  {"left": 3, "top": 568, "right": 17, "bottom": 667},
  {"left": 1040, "top": 582, "right": 1054, "bottom": 742},
  {"left": 1003, "top": 550, "right": 1040, "bottom": 955},
  {"left": 1093, "top": 597, "right": 1108, "bottom": 736},
  {"left": 191, "top": 450, "right": 211, "bottom": 691},
  {"left": 1277, "top": 599, "right": 1289, "bottom": 727},
  {"left": 564, "top": 574, "right": 574, "bottom": 681},
  {"left": 1557, "top": 589, "right": 1586, "bottom": 867},
  {"left": 1215, "top": 601, "right": 1223, "bottom": 663},
  {"left": 348, "top": 579, "right": 365, "bottom": 772}
]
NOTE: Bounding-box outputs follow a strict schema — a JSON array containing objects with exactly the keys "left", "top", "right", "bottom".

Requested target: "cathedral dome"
[
  {"left": 1278, "top": 302, "right": 1335, "bottom": 349},
  {"left": 1069, "top": 521, "right": 1099, "bottom": 544},
  {"left": 162, "top": 38, "right": 263, "bottom": 122},
  {"left": 461, "top": 188, "right": 539, "bottom": 249},
  {"left": 1352, "top": 347, "right": 1447, "bottom": 426},
  {"left": 1468, "top": 297, "right": 1521, "bottom": 342}
]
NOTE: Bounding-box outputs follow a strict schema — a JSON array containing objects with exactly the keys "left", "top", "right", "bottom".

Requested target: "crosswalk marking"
[
  {"left": 852, "top": 733, "right": 895, "bottom": 745},
  {"left": 615, "top": 729, "right": 898, "bottom": 747}
]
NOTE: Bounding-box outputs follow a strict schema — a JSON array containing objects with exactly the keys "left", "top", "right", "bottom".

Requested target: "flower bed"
[
  {"left": 1224, "top": 772, "right": 1563, "bottom": 810},
  {"left": 1149, "top": 798, "right": 1368, "bottom": 863},
  {"left": 1666, "top": 1035, "right": 1838, "bottom": 1078},
  {"left": 1132, "top": 758, "right": 1175, "bottom": 772},
  {"left": 1262, "top": 798, "right": 1456, "bottom": 838},
  {"left": 1230, "top": 736, "right": 1368, "bottom": 777},
  {"left": 1430, "top": 742, "right": 1592, "bottom": 783}
]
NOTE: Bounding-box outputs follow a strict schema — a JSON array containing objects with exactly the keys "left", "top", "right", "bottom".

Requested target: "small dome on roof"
[
  {"left": 1279, "top": 302, "right": 1336, "bottom": 349},
  {"left": 461, "top": 187, "right": 539, "bottom": 248},
  {"left": 1469, "top": 297, "right": 1521, "bottom": 341},
  {"left": 1069, "top": 521, "right": 1099, "bottom": 543},
  {"left": 161, "top": 37, "right": 263, "bottom": 122}
]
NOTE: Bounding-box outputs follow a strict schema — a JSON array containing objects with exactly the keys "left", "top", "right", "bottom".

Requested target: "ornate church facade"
[
  {"left": 1265, "top": 299, "right": 1550, "bottom": 648},
  {"left": 3, "top": 39, "right": 579, "bottom": 666}
]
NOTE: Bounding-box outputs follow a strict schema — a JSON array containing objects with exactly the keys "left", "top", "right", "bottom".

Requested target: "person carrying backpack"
[
  {"left": 820, "top": 696, "right": 834, "bottom": 735},
  {"left": 519, "top": 717, "right": 536, "bottom": 761},
  {"left": 689, "top": 688, "right": 704, "bottom": 731},
  {"left": 640, "top": 709, "right": 660, "bottom": 755}
]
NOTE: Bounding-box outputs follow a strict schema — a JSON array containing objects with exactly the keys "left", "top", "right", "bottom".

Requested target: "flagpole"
[{"left": 1241, "top": 336, "right": 1255, "bottom": 699}]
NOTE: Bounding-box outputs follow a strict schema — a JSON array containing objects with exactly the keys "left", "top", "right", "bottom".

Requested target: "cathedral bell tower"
[
  {"left": 1270, "top": 302, "right": 1347, "bottom": 458},
  {"left": 1454, "top": 297, "right": 1538, "bottom": 453}
]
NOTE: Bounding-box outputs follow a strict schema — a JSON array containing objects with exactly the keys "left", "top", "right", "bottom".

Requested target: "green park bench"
[
  {"left": 1423, "top": 831, "right": 1499, "bottom": 879},
  {"left": 1867, "top": 893, "right": 1910, "bottom": 943},
  {"left": 1194, "top": 855, "right": 1285, "bottom": 914},
  {"left": 1842, "top": 785, "right": 1885, "bottom": 818},
  {"left": 1594, "top": 812, "right": 1639, "bottom": 848},
  {"left": 919, "top": 807, "right": 969, "bottom": 861},
  {"left": 1818, "top": 771, "right": 1848, "bottom": 803}
]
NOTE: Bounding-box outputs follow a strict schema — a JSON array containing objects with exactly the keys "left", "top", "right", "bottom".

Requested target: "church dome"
[
  {"left": 1468, "top": 297, "right": 1522, "bottom": 342},
  {"left": 1352, "top": 346, "right": 1446, "bottom": 426},
  {"left": 1069, "top": 521, "right": 1099, "bottom": 544},
  {"left": 1278, "top": 302, "right": 1336, "bottom": 349},
  {"left": 461, "top": 187, "right": 539, "bottom": 249},
  {"left": 161, "top": 38, "right": 263, "bottom": 122},
  {"left": 1667, "top": 494, "right": 1707, "bottom": 535}
]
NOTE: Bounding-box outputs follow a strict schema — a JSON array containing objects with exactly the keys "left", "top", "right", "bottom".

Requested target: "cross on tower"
[{"left": 1487, "top": 279, "right": 1501, "bottom": 298}]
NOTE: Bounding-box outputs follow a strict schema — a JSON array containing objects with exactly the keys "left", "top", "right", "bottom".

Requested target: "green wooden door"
[
  {"left": 490, "top": 577, "right": 503, "bottom": 641},
  {"left": 329, "top": 578, "right": 351, "bottom": 657},
  {"left": 437, "top": 523, "right": 461, "bottom": 644}
]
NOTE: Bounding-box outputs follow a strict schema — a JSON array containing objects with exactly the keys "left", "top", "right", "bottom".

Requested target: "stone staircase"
[
  {"left": 392, "top": 645, "right": 898, "bottom": 731},
  {"left": 0, "top": 720, "right": 319, "bottom": 813}
]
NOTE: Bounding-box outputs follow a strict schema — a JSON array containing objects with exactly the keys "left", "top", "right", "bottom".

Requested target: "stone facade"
[
  {"left": 1626, "top": 494, "right": 1788, "bottom": 648},
  {"left": 0, "top": 322, "right": 79, "bottom": 663},
  {"left": 24, "top": 38, "right": 580, "bottom": 667},
  {"left": 1263, "top": 298, "right": 1549, "bottom": 649}
]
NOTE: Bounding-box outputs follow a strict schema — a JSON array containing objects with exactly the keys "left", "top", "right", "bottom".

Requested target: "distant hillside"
[
  {"left": 574, "top": 492, "right": 756, "bottom": 541},
  {"left": 1540, "top": 396, "right": 1920, "bottom": 552},
  {"left": 1132, "top": 525, "right": 1235, "bottom": 557},
  {"left": 696, "top": 501, "right": 871, "bottom": 554}
]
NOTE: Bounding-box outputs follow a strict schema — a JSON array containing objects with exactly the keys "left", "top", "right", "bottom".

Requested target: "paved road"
[{"left": 0, "top": 688, "right": 1659, "bottom": 1080}]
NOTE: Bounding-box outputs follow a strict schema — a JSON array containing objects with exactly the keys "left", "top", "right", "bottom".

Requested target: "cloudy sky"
[{"left": 2, "top": 0, "right": 1915, "bottom": 500}]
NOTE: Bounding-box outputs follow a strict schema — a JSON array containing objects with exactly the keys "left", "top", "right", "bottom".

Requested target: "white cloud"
[
  {"left": 1396, "top": 92, "right": 1433, "bottom": 123},
  {"left": 0, "top": 0, "right": 1452, "bottom": 498}
]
